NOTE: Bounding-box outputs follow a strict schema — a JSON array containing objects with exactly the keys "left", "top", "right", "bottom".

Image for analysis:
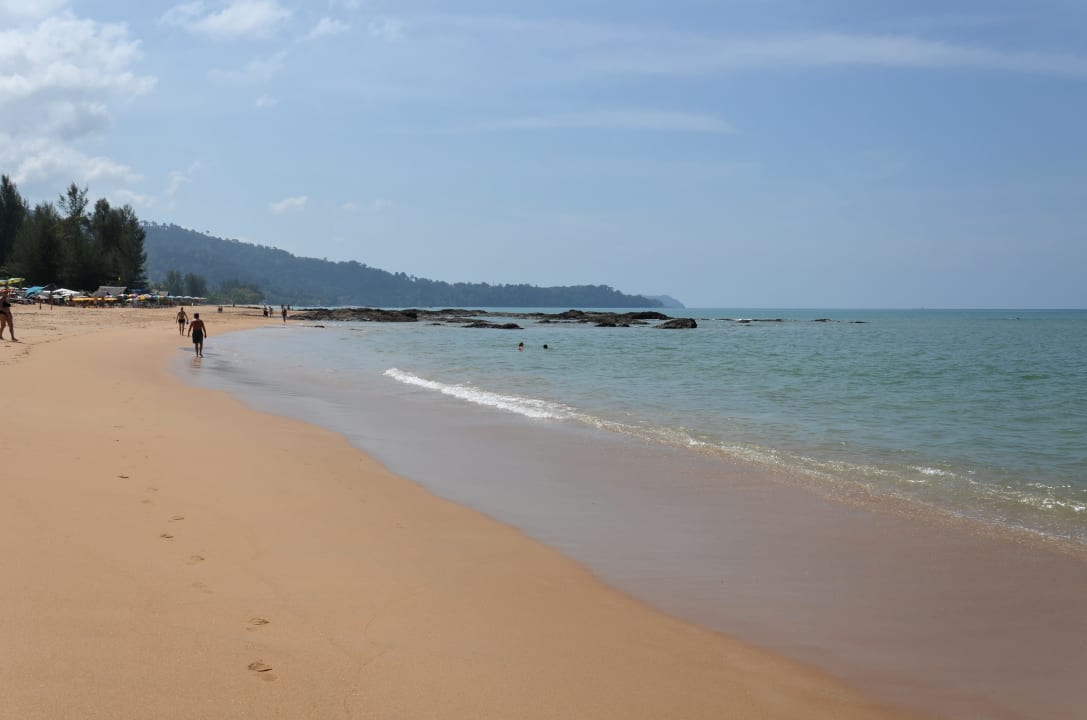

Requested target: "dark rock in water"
[
  {"left": 464, "top": 321, "right": 522, "bottom": 329},
  {"left": 656, "top": 318, "right": 697, "bottom": 329},
  {"left": 291, "top": 307, "right": 419, "bottom": 322},
  {"left": 813, "top": 318, "right": 833, "bottom": 322},
  {"left": 288, "top": 306, "right": 686, "bottom": 329}
]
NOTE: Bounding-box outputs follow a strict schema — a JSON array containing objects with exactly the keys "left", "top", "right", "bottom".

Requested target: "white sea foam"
[
  {"left": 384, "top": 368, "right": 576, "bottom": 420},
  {"left": 910, "top": 466, "right": 957, "bottom": 478}
]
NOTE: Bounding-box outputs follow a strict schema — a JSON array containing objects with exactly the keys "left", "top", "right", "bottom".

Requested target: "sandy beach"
[{"left": 0, "top": 304, "right": 923, "bottom": 718}]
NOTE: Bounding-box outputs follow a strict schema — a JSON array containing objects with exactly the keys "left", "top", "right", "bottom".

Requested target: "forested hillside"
[{"left": 144, "top": 223, "right": 662, "bottom": 308}]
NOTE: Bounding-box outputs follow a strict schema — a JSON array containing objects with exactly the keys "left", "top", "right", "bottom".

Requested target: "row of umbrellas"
[{"left": 7, "top": 280, "right": 205, "bottom": 304}]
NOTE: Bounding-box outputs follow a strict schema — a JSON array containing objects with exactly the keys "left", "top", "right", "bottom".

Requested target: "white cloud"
[
  {"left": 0, "top": 0, "right": 68, "bottom": 25},
  {"left": 8, "top": 136, "right": 142, "bottom": 187},
  {"left": 0, "top": 15, "right": 155, "bottom": 112},
  {"left": 160, "top": 0, "right": 290, "bottom": 39},
  {"left": 0, "top": 11, "right": 155, "bottom": 198},
  {"left": 111, "top": 188, "right": 155, "bottom": 209},
  {"left": 163, "top": 163, "right": 201, "bottom": 209},
  {"left": 589, "top": 31, "right": 1087, "bottom": 77},
  {"left": 255, "top": 92, "right": 279, "bottom": 107},
  {"left": 341, "top": 199, "right": 392, "bottom": 213},
  {"left": 269, "top": 195, "right": 307, "bottom": 214},
  {"left": 305, "top": 17, "right": 349, "bottom": 41},
  {"left": 413, "top": 14, "right": 1087, "bottom": 79},
  {"left": 159, "top": 2, "right": 205, "bottom": 29},
  {"left": 484, "top": 110, "right": 735, "bottom": 134},
  {"left": 367, "top": 16, "right": 404, "bottom": 41},
  {"left": 208, "top": 51, "right": 287, "bottom": 84}
]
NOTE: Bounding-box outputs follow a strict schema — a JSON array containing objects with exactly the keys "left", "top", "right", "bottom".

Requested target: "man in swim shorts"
[
  {"left": 187, "top": 313, "right": 207, "bottom": 357},
  {"left": 176, "top": 307, "right": 188, "bottom": 335}
]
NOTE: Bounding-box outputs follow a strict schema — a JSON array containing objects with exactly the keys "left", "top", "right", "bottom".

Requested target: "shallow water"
[{"left": 195, "top": 308, "right": 1087, "bottom": 545}]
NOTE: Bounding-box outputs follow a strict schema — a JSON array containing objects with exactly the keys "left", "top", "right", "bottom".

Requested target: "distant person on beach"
[
  {"left": 517, "top": 341, "right": 524, "bottom": 351},
  {"left": 188, "top": 313, "right": 207, "bottom": 357},
  {"left": 176, "top": 307, "right": 188, "bottom": 335},
  {"left": 281, "top": 306, "right": 287, "bottom": 323},
  {"left": 0, "top": 289, "right": 15, "bottom": 341}
]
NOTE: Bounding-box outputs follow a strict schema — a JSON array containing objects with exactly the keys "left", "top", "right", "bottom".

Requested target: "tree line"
[
  {"left": 0, "top": 176, "right": 148, "bottom": 290},
  {"left": 0, "top": 175, "right": 255, "bottom": 304}
]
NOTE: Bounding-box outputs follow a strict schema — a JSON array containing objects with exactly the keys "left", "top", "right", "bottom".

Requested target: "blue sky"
[{"left": 2, "top": 0, "right": 1085, "bottom": 307}]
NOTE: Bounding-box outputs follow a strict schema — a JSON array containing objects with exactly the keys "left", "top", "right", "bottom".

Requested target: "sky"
[{"left": 1, "top": 0, "right": 1085, "bottom": 308}]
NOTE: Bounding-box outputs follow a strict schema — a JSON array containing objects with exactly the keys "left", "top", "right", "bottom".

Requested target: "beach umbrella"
[{"left": 1, "top": 278, "right": 25, "bottom": 286}]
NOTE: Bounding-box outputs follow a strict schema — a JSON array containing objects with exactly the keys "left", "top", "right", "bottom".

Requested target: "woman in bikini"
[{"left": 0, "top": 288, "right": 16, "bottom": 342}]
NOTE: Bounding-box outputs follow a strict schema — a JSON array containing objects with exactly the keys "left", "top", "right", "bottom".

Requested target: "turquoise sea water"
[{"left": 193, "top": 308, "right": 1087, "bottom": 545}]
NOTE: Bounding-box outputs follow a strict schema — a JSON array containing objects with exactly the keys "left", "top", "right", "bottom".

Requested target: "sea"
[{"left": 185, "top": 307, "right": 1087, "bottom": 547}]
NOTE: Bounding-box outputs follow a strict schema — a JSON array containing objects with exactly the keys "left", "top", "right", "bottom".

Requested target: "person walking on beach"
[
  {"left": 0, "top": 288, "right": 16, "bottom": 341},
  {"left": 281, "top": 305, "right": 287, "bottom": 323},
  {"left": 188, "top": 313, "right": 207, "bottom": 357},
  {"left": 176, "top": 307, "right": 188, "bottom": 335}
]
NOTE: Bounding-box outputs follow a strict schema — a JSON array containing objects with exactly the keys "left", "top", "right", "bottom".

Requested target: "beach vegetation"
[
  {"left": 0, "top": 175, "right": 28, "bottom": 266},
  {"left": 1, "top": 176, "right": 148, "bottom": 290}
]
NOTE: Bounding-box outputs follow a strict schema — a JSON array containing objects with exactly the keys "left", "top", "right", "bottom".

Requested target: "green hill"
[{"left": 144, "top": 223, "right": 662, "bottom": 308}]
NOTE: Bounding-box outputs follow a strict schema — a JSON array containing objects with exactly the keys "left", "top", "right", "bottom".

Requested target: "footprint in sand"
[
  {"left": 118, "top": 474, "right": 129, "bottom": 479},
  {"left": 169, "top": 515, "right": 185, "bottom": 522},
  {"left": 187, "top": 554, "right": 205, "bottom": 565},
  {"left": 160, "top": 532, "right": 174, "bottom": 540},
  {"left": 247, "top": 660, "right": 277, "bottom": 681},
  {"left": 192, "top": 581, "right": 213, "bottom": 594},
  {"left": 247, "top": 617, "right": 270, "bottom": 631}
]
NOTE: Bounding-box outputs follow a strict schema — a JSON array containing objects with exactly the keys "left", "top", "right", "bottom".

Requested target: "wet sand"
[
  {"left": 0, "top": 304, "right": 918, "bottom": 718},
  {"left": 189, "top": 321, "right": 1087, "bottom": 720}
]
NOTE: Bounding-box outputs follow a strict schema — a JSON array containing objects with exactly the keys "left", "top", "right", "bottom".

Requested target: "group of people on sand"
[
  {"left": 176, "top": 307, "right": 207, "bottom": 357},
  {"left": 261, "top": 305, "right": 289, "bottom": 323},
  {"left": 177, "top": 303, "right": 289, "bottom": 358}
]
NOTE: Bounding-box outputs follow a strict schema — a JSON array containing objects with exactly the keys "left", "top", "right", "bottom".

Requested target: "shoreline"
[
  {"left": 1, "top": 305, "right": 919, "bottom": 718},
  {"left": 187, "top": 318, "right": 1087, "bottom": 719}
]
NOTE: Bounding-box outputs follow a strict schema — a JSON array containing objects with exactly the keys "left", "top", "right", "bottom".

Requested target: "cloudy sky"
[{"left": 2, "top": 0, "right": 1085, "bottom": 307}]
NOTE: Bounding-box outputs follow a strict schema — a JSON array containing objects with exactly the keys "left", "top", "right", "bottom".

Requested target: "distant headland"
[{"left": 144, "top": 223, "right": 675, "bottom": 309}]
